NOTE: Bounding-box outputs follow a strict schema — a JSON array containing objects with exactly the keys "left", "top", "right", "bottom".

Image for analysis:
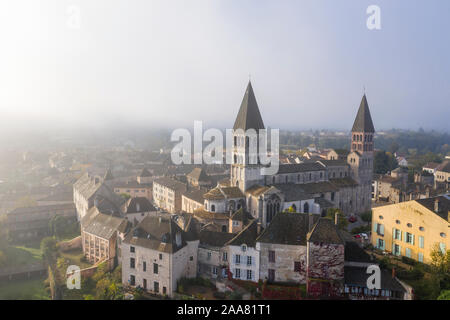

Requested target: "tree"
[
  {"left": 49, "top": 215, "right": 69, "bottom": 240},
  {"left": 430, "top": 244, "right": 450, "bottom": 274},
  {"left": 360, "top": 210, "right": 372, "bottom": 224},
  {"left": 40, "top": 237, "right": 58, "bottom": 263},
  {"left": 438, "top": 290, "right": 450, "bottom": 300},
  {"left": 374, "top": 151, "right": 398, "bottom": 174}
]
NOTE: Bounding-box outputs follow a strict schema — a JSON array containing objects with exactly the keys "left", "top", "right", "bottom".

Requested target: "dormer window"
[{"left": 241, "top": 244, "right": 247, "bottom": 252}]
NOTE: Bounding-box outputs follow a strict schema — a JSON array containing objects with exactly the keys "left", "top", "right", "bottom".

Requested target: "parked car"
[{"left": 348, "top": 215, "right": 357, "bottom": 223}]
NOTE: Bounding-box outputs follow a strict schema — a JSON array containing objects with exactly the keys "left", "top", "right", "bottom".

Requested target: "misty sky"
[{"left": 0, "top": 0, "right": 449, "bottom": 133}]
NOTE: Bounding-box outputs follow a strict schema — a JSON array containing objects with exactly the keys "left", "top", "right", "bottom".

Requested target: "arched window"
[
  {"left": 234, "top": 136, "right": 237, "bottom": 146},
  {"left": 222, "top": 225, "right": 227, "bottom": 232},
  {"left": 303, "top": 202, "right": 309, "bottom": 213},
  {"left": 211, "top": 204, "right": 215, "bottom": 212}
]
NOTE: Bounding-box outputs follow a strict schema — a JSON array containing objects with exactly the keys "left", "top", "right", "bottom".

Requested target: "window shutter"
[
  {"left": 392, "top": 228, "right": 396, "bottom": 240},
  {"left": 403, "top": 232, "right": 407, "bottom": 243},
  {"left": 392, "top": 243, "right": 395, "bottom": 253},
  {"left": 381, "top": 240, "right": 385, "bottom": 250},
  {"left": 419, "top": 236, "right": 424, "bottom": 249},
  {"left": 373, "top": 223, "right": 378, "bottom": 233},
  {"left": 380, "top": 224, "right": 384, "bottom": 235},
  {"left": 411, "top": 235, "right": 415, "bottom": 245}
]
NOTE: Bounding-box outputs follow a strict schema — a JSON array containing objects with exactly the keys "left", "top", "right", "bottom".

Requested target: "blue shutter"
[
  {"left": 418, "top": 253, "right": 423, "bottom": 263},
  {"left": 373, "top": 223, "right": 378, "bottom": 233},
  {"left": 439, "top": 243, "right": 446, "bottom": 254},
  {"left": 392, "top": 228, "right": 396, "bottom": 240},
  {"left": 380, "top": 224, "right": 384, "bottom": 236},
  {"left": 411, "top": 234, "right": 415, "bottom": 245},
  {"left": 419, "top": 236, "right": 424, "bottom": 249},
  {"left": 403, "top": 232, "right": 407, "bottom": 243},
  {"left": 381, "top": 240, "right": 385, "bottom": 250}
]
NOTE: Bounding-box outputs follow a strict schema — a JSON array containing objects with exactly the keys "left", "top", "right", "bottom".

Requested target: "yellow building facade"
[{"left": 371, "top": 196, "right": 449, "bottom": 264}]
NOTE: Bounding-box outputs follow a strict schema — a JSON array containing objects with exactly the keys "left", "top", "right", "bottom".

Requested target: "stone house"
[
  {"left": 181, "top": 188, "right": 207, "bottom": 213},
  {"left": 73, "top": 171, "right": 125, "bottom": 221},
  {"left": 121, "top": 197, "right": 158, "bottom": 226},
  {"left": 81, "top": 206, "right": 131, "bottom": 267},
  {"left": 256, "top": 212, "right": 320, "bottom": 284},
  {"left": 198, "top": 230, "right": 234, "bottom": 280},
  {"left": 152, "top": 177, "right": 187, "bottom": 213},
  {"left": 306, "top": 218, "right": 345, "bottom": 298},
  {"left": 121, "top": 215, "right": 198, "bottom": 297},
  {"left": 225, "top": 220, "right": 260, "bottom": 282}
]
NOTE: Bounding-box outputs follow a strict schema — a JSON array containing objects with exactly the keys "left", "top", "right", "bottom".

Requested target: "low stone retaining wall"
[{"left": 58, "top": 236, "right": 82, "bottom": 252}]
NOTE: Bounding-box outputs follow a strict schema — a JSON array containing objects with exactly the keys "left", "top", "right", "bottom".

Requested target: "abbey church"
[{"left": 202, "top": 81, "right": 375, "bottom": 228}]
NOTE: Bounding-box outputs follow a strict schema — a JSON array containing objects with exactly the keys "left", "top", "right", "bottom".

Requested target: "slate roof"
[
  {"left": 277, "top": 162, "right": 325, "bottom": 174},
  {"left": 123, "top": 215, "right": 189, "bottom": 254},
  {"left": 307, "top": 218, "right": 344, "bottom": 244},
  {"left": 187, "top": 167, "right": 210, "bottom": 182},
  {"left": 415, "top": 196, "right": 450, "bottom": 221},
  {"left": 317, "top": 160, "right": 349, "bottom": 167},
  {"left": 330, "top": 177, "right": 359, "bottom": 188},
  {"left": 314, "top": 197, "right": 335, "bottom": 209},
  {"left": 199, "top": 230, "right": 235, "bottom": 247},
  {"left": 230, "top": 208, "right": 253, "bottom": 223},
  {"left": 344, "top": 266, "right": 406, "bottom": 292},
  {"left": 436, "top": 160, "right": 450, "bottom": 173},
  {"left": 233, "top": 81, "right": 265, "bottom": 131},
  {"left": 183, "top": 188, "right": 207, "bottom": 204},
  {"left": 139, "top": 168, "right": 152, "bottom": 177},
  {"left": 192, "top": 208, "right": 230, "bottom": 220},
  {"left": 8, "top": 203, "right": 75, "bottom": 216},
  {"left": 351, "top": 94, "right": 375, "bottom": 133},
  {"left": 257, "top": 212, "right": 320, "bottom": 246},
  {"left": 123, "top": 197, "right": 156, "bottom": 214},
  {"left": 203, "top": 186, "right": 244, "bottom": 200},
  {"left": 82, "top": 208, "right": 130, "bottom": 239},
  {"left": 344, "top": 241, "right": 374, "bottom": 263},
  {"left": 153, "top": 177, "right": 187, "bottom": 192},
  {"left": 423, "top": 162, "right": 440, "bottom": 170},
  {"left": 271, "top": 184, "right": 310, "bottom": 201},
  {"left": 226, "top": 219, "right": 259, "bottom": 247},
  {"left": 245, "top": 185, "right": 271, "bottom": 197}
]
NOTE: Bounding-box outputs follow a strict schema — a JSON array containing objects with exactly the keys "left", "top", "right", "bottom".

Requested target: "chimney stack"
[
  {"left": 257, "top": 222, "right": 262, "bottom": 235},
  {"left": 434, "top": 198, "right": 441, "bottom": 213}
]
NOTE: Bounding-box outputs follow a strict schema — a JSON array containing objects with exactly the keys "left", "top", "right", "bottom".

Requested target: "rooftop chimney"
[
  {"left": 434, "top": 198, "right": 441, "bottom": 213},
  {"left": 257, "top": 222, "right": 262, "bottom": 235}
]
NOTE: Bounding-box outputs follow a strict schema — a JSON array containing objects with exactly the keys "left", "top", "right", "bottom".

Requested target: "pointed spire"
[
  {"left": 233, "top": 81, "right": 265, "bottom": 131},
  {"left": 104, "top": 168, "right": 114, "bottom": 181},
  {"left": 351, "top": 94, "right": 375, "bottom": 133}
]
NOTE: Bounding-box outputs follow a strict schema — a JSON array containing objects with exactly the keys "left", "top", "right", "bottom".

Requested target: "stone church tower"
[
  {"left": 231, "top": 81, "right": 265, "bottom": 192},
  {"left": 348, "top": 94, "right": 375, "bottom": 213}
]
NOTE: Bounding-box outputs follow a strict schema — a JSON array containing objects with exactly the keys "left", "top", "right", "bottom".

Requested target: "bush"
[
  {"left": 401, "top": 256, "right": 416, "bottom": 266},
  {"left": 213, "top": 291, "right": 226, "bottom": 299},
  {"left": 228, "top": 292, "right": 243, "bottom": 300}
]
